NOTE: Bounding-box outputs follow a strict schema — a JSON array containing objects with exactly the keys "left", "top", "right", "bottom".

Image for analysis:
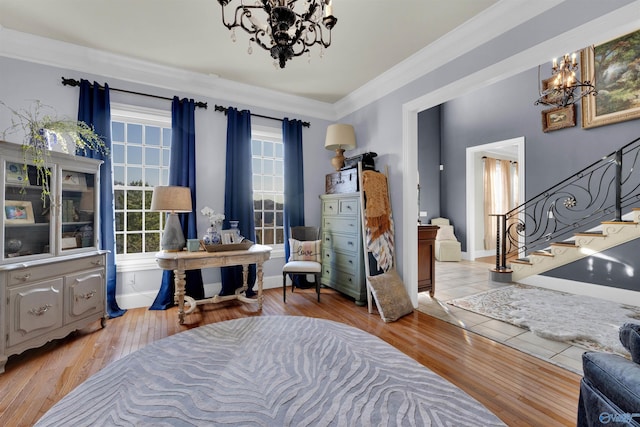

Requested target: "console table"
[{"left": 155, "top": 245, "right": 272, "bottom": 324}]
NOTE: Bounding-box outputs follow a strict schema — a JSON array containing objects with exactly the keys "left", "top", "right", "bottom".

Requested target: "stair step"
[
  {"left": 601, "top": 220, "right": 638, "bottom": 225},
  {"left": 531, "top": 250, "right": 554, "bottom": 257},
  {"left": 511, "top": 258, "right": 532, "bottom": 265},
  {"left": 550, "top": 240, "right": 577, "bottom": 247},
  {"left": 574, "top": 231, "right": 606, "bottom": 237}
]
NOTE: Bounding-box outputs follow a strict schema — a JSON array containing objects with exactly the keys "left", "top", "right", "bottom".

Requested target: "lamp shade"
[
  {"left": 150, "top": 186, "right": 192, "bottom": 213},
  {"left": 324, "top": 124, "right": 356, "bottom": 151}
]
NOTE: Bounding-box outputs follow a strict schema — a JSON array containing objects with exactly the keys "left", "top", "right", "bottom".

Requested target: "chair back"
[{"left": 290, "top": 226, "right": 319, "bottom": 242}]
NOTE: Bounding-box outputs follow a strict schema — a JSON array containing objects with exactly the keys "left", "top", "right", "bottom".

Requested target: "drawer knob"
[
  {"left": 16, "top": 273, "right": 32, "bottom": 281},
  {"left": 91, "top": 260, "right": 103, "bottom": 266},
  {"left": 348, "top": 260, "right": 353, "bottom": 264},
  {"left": 29, "top": 304, "right": 52, "bottom": 316},
  {"left": 348, "top": 241, "right": 354, "bottom": 246}
]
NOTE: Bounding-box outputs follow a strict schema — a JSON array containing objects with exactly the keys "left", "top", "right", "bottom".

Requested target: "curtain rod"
[
  {"left": 214, "top": 105, "right": 310, "bottom": 128},
  {"left": 61, "top": 77, "right": 208, "bottom": 109}
]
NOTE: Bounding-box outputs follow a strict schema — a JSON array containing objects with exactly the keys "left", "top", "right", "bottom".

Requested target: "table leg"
[
  {"left": 174, "top": 268, "right": 186, "bottom": 324},
  {"left": 242, "top": 264, "right": 248, "bottom": 291},
  {"left": 256, "top": 261, "right": 264, "bottom": 310}
]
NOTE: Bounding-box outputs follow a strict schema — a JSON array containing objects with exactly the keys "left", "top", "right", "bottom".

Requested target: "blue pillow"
[{"left": 619, "top": 323, "right": 640, "bottom": 363}]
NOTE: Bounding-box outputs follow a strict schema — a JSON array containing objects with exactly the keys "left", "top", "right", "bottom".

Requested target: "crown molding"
[
  {"left": 333, "top": 0, "right": 565, "bottom": 118},
  {"left": 0, "top": 25, "right": 336, "bottom": 121}
]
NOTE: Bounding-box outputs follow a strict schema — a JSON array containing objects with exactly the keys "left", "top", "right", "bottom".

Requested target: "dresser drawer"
[
  {"left": 322, "top": 249, "right": 358, "bottom": 274},
  {"left": 323, "top": 216, "right": 358, "bottom": 233},
  {"left": 323, "top": 232, "right": 359, "bottom": 254},
  {"left": 339, "top": 198, "right": 359, "bottom": 215},
  {"left": 7, "top": 255, "right": 105, "bottom": 287},
  {"left": 322, "top": 265, "right": 358, "bottom": 291},
  {"left": 322, "top": 199, "right": 339, "bottom": 216}
]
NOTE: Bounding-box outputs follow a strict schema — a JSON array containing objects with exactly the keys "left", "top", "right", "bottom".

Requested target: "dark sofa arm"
[{"left": 581, "top": 352, "right": 640, "bottom": 421}]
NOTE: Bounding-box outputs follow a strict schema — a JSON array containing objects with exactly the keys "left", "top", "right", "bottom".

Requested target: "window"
[
  {"left": 251, "top": 126, "right": 284, "bottom": 248},
  {"left": 111, "top": 104, "right": 171, "bottom": 259}
]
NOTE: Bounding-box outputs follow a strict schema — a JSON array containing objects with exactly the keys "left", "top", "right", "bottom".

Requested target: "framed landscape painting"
[
  {"left": 581, "top": 29, "right": 640, "bottom": 128},
  {"left": 542, "top": 105, "right": 576, "bottom": 133}
]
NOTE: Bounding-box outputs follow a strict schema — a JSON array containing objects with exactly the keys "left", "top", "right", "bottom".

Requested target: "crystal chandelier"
[
  {"left": 535, "top": 53, "right": 597, "bottom": 108},
  {"left": 217, "top": 0, "right": 337, "bottom": 69}
]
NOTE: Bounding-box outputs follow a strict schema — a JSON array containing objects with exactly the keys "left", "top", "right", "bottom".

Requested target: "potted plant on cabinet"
[{"left": 1, "top": 100, "right": 108, "bottom": 205}]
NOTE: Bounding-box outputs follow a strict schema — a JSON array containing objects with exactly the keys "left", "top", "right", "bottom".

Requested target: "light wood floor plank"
[{"left": 0, "top": 287, "right": 581, "bottom": 426}]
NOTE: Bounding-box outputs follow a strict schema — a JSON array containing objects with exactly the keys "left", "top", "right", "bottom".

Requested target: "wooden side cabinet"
[{"left": 418, "top": 225, "right": 438, "bottom": 296}]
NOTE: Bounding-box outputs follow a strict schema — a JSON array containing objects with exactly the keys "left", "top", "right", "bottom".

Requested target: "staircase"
[
  {"left": 492, "top": 136, "right": 640, "bottom": 282},
  {"left": 509, "top": 208, "right": 640, "bottom": 281}
]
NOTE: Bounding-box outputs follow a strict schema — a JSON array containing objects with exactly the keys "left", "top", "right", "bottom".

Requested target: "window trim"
[
  {"left": 112, "top": 103, "right": 171, "bottom": 265},
  {"left": 252, "top": 124, "right": 285, "bottom": 251}
]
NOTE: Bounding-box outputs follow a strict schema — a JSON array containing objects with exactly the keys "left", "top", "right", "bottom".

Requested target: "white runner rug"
[{"left": 448, "top": 284, "right": 640, "bottom": 355}]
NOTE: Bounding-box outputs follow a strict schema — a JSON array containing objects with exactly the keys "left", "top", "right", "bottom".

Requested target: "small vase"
[
  {"left": 203, "top": 224, "right": 221, "bottom": 245},
  {"left": 229, "top": 220, "right": 240, "bottom": 240}
]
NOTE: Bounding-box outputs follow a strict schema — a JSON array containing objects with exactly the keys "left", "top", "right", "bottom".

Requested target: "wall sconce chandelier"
[
  {"left": 217, "top": 0, "right": 337, "bottom": 69},
  {"left": 535, "top": 53, "right": 597, "bottom": 108}
]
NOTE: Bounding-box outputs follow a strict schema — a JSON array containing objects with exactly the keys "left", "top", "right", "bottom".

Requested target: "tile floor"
[{"left": 417, "top": 259, "right": 585, "bottom": 374}]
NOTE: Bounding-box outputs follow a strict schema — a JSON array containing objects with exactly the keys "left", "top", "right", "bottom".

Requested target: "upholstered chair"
[
  {"left": 282, "top": 226, "right": 322, "bottom": 302},
  {"left": 430, "top": 217, "right": 462, "bottom": 262}
]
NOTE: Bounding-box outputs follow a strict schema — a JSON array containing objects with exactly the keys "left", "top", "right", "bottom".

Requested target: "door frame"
[{"left": 465, "top": 137, "right": 525, "bottom": 261}]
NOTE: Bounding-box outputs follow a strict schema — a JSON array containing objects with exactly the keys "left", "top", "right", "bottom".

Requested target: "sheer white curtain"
[{"left": 483, "top": 157, "right": 519, "bottom": 251}]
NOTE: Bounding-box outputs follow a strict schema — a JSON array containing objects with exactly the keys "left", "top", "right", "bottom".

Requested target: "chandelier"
[
  {"left": 217, "top": 0, "right": 337, "bottom": 69},
  {"left": 535, "top": 53, "right": 597, "bottom": 108}
]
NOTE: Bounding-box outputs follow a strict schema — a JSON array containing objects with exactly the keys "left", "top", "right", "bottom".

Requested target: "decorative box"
[
  {"left": 343, "top": 152, "right": 377, "bottom": 170},
  {"left": 326, "top": 167, "right": 358, "bottom": 194}
]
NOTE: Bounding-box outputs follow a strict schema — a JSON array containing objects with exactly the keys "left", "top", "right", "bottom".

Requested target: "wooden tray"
[{"left": 204, "top": 241, "right": 253, "bottom": 252}]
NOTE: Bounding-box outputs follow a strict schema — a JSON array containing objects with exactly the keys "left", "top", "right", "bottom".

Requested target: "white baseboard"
[
  {"left": 519, "top": 275, "right": 640, "bottom": 307},
  {"left": 117, "top": 274, "right": 283, "bottom": 310}
]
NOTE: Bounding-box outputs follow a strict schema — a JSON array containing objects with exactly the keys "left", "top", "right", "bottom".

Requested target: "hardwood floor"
[{"left": 0, "top": 287, "right": 581, "bottom": 426}]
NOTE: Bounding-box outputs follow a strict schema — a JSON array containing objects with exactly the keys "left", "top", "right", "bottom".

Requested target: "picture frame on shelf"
[
  {"left": 61, "top": 171, "right": 87, "bottom": 191},
  {"left": 581, "top": 29, "right": 640, "bottom": 128},
  {"left": 542, "top": 105, "right": 576, "bottom": 132},
  {"left": 4, "top": 200, "right": 35, "bottom": 224},
  {"left": 5, "top": 162, "right": 29, "bottom": 184}
]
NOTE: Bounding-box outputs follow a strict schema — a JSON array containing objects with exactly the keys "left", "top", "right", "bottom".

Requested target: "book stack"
[{"left": 62, "top": 200, "right": 75, "bottom": 223}]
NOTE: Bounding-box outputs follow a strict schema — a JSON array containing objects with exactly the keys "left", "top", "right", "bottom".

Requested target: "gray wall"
[
  {"left": 420, "top": 63, "right": 640, "bottom": 291},
  {"left": 0, "top": 56, "right": 332, "bottom": 303},
  {"left": 417, "top": 106, "right": 441, "bottom": 223}
]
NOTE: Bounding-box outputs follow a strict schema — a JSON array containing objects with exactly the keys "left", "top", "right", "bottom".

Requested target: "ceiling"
[{"left": 0, "top": 0, "right": 498, "bottom": 104}]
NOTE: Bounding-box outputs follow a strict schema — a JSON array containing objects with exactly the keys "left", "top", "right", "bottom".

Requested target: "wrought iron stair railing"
[{"left": 493, "top": 136, "right": 640, "bottom": 272}]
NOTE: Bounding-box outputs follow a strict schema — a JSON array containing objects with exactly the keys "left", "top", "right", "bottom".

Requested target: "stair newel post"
[
  {"left": 500, "top": 214, "right": 508, "bottom": 270},
  {"left": 615, "top": 149, "right": 622, "bottom": 221},
  {"left": 493, "top": 213, "right": 507, "bottom": 271}
]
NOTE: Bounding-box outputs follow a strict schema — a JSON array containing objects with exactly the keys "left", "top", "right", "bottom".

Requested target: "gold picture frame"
[
  {"left": 542, "top": 105, "right": 576, "bottom": 133},
  {"left": 581, "top": 29, "right": 640, "bottom": 128},
  {"left": 540, "top": 76, "right": 563, "bottom": 105},
  {"left": 4, "top": 200, "right": 35, "bottom": 224}
]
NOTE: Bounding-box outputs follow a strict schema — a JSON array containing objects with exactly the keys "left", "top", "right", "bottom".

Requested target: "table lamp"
[
  {"left": 151, "top": 185, "right": 192, "bottom": 251},
  {"left": 325, "top": 124, "right": 356, "bottom": 171}
]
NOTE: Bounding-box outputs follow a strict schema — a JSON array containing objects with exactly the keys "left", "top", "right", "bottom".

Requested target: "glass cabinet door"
[
  {"left": 3, "top": 160, "right": 53, "bottom": 261},
  {"left": 60, "top": 168, "right": 96, "bottom": 252}
]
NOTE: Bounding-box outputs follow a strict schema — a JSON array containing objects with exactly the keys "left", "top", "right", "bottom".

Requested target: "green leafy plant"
[{"left": 1, "top": 100, "right": 109, "bottom": 205}]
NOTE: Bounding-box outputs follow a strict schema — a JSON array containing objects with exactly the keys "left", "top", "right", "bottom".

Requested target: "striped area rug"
[{"left": 36, "top": 316, "right": 505, "bottom": 426}]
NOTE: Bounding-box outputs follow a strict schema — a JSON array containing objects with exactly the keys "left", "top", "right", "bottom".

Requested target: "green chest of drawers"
[{"left": 320, "top": 193, "right": 366, "bottom": 305}]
